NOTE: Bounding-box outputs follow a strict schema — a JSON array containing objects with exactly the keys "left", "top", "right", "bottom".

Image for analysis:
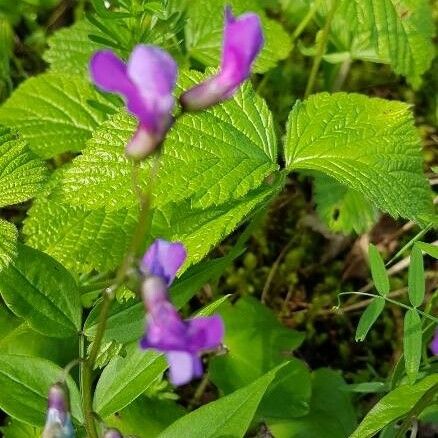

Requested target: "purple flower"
[
  {"left": 103, "top": 429, "right": 123, "bottom": 438},
  {"left": 42, "top": 383, "right": 74, "bottom": 438},
  {"left": 180, "top": 6, "right": 263, "bottom": 111},
  {"left": 431, "top": 330, "right": 438, "bottom": 355},
  {"left": 90, "top": 45, "right": 177, "bottom": 160},
  {"left": 140, "top": 238, "right": 186, "bottom": 286}
]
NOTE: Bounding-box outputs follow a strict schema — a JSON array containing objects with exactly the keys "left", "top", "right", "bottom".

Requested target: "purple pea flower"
[
  {"left": 103, "top": 429, "right": 123, "bottom": 438},
  {"left": 42, "top": 383, "right": 74, "bottom": 438},
  {"left": 90, "top": 45, "right": 177, "bottom": 160},
  {"left": 180, "top": 6, "right": 263, "bottom": 111},
  {"left": 431, "top": 329, "right": 438, "bottom": 355},
  {"left": 139, "top": 240, "right": 224, "bottom": 386}
]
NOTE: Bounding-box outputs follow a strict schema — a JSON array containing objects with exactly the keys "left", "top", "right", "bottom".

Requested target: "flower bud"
[
  {"left": 42, "top": 383, "right": 74, "bottom": 438},
  {"left": 103, "top": 428, "right": 123, "bottom": 438}
]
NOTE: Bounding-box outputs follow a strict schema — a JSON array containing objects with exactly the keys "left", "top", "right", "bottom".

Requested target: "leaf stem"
[
  {"left": 291, "top": 0, "right": 321, "bottom": 42},
  {"left": 304, "top": 0, "right": 339, "bottom": 98}
]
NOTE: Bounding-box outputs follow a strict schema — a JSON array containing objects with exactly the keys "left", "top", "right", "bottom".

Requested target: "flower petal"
[
  {"left": 166, "top": 351, "right": 195, "bottom": 386},
  {"left": 188, "top": 315, "right": 224, "bottom": 350}
]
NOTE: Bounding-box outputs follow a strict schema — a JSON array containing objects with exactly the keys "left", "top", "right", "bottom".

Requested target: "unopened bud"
[
  {"left": 42, "top": 383, "right": 74, "bottom": 438},
  {"left": 103, "top": 428, "right": 123, "bottom": 438}
]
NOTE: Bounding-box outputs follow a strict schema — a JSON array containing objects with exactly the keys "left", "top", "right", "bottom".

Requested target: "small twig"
[{"left": 189, "top": 372, "right": 210, "bottom": 410}]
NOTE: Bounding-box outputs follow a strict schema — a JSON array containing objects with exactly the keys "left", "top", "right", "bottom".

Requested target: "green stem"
[
  {"left": 337, "top": 292, "right": 438, "bottom": 323},
  {"left": 291, "top": 0, "right": 321, "bottom": 43},
  {"left": 304, "top": 0, "right": 339, "bottom": 98}
]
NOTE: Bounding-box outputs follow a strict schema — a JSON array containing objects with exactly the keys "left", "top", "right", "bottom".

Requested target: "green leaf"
[
  {"left": 210, "top": 297, "right": 304, "bottom": 390},
  {"left": 355, "top": 296, "right": 385, "bottom": 341},
  {"left": 326, "top": 0, "right": 435, "bottom": 87},
  {"left": 94, "top": 343, "right": 167, "bottom": 418},
  {"left": 44, "top": 20, "right": 103, "bottom": 74},
  {"left": 185, "top": 0, "right": 292, "bottom": 73},
  {"left": 0, "top": 354, "right": 83, "bottom": 426},
  {"left": 268, "top": 369, "right": 357, "bottom": 438},
  {"left": 403, "top": 308, "right": 422, "bottom": 384},
  {"left": 0, "top": 244, "right": 81, "bottom": 338},
  {"left": 55, "top": 72, "right": 278, "bottom": 211},
  {"left": 408, "top": 245, "right": 425, "bottom": 307},
  {"left": 313, "top": 173, "right": 378, "bottom": 234},
  {"left": 0, "top": 418, "right": 41, "bottom": 437},
  {"left": 0, "top": 73, "right": 111, "bottom": 158},
  {"left": 0, "top": 126, "right": 47, "bottom": 206},
  {"left": 285, "top": 93, "right": 433, "bottom": 224},
  {"left": 159, "top": 365, "right": 283, "bottom": 438},
  {"left": 415, "top": 241, "right": 438, "bottom": 259},
  {"left": 350, "top": 374, "right": 438, "bottom": 438},
  {"left": 368, "top": 244, "right": 390, "bottom": 297},
  {"left": 0, "top": 219, "right": 17, "bottom": 271}
]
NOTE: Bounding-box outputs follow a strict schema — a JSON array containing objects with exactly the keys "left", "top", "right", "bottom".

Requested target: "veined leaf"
[
  {"left": 355, "top": 297, "right": 385, "bottom": 342},
  {"left": 0, "top": 245, "right": 81, "bottom": 338},
  {"left": 403, "top": 309, "right": 422, "bottom": 384},
  {"left": 285, "top": 93, "right": 433, "bottom": 224},
  {"left": 159, "top": 365, "right": 283, "bottom": 438},
  {"left": 0, "top": 73, "right": 111, "bottom": 158},
  {"left": 0, "top": 126, "right": 47, "bottom": 207},
  {"left": 368, "top": 244, "right": 389, "bottom": 297},
  {"left": 0, "top": 219, "right": 17, "bottom": 271},
  {"left": 313, "top": 173, "right": 378, "bottom": 234},
  {"left": 350, "top": 374, "right": 438, "bottom": 438},
  {"left": 0, "top": 354, "right": 83, "bottom": 427},
  {"left": 408, "top": 245, "right": 425, "bottom": 307},
  {"left": 94, "top": 343, "right": 167, "bottom": 418},
  {"left": 185, "top": 0, "right": 292, "bottom": 73}
]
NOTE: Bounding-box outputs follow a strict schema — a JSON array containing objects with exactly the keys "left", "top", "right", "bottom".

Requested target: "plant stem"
[
  {"left": 304, "top": 0, "right": 339, "bottom": 98},
  {"left": 81, "top": 155, "right": 161, "bottom": 437},
  {"left": 291, "top": 0, "right": 321, "bottom": 43}
]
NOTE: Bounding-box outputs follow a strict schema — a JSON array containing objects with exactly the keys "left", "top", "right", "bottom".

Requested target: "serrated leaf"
[
  {"left": 285, "top": 93, "right": 433, "bottom": 224},
  {"left": 0, "top": 219, "right": 17, "bottom": 271},
  {"left": 408, "top": 245, "right": 424, "bottom": 307},
  {"left": 403, "top": 308, "right": 422, "bottom": 384},
  {"left": 350, "top": 374, "right": 438, "bottom": 438},
  {"left": 185, "top": 0, "right": 292, "bottom": 73},
  {"left": 415, "top": 241, "right": 438, "bottom": 259},
  {"left": 0, "top": 73, "right": 111, "bottom": 158},
  {"left": 323, "top": 0, "right": 435, "bottom": 87},
  {"left": 0, "top": 244, "right": 81, "bottom": 338},
  {"left": 94, "top": 343, "right": 167, "bottom": 418},
  {"left": 159, "top": 365, "right": 283, "bottom": 438},
  {"left": 313, "top": 173, "right": 378, "bottom": 234},
  {"left": 0, "top": 126, "right": 47, "bottom": 207},
  {"left": 355, "top": 296, "right": 385, "bottom": 342},
  {"left": 55, "top": 71, "right": 278, "bottom": 211},
  {"left": 368, "top": 244, "right": 389, "bottom": 297},
  {"left": 0, "top": 354, "right": 83, "bottom": 427},
  {"left": 44, "top": 20, "right": 103, "bottom": 74}
]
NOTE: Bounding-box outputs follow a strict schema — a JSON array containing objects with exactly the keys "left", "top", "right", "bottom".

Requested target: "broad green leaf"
[
  {"left": 0, "top": 244, "right": 81, "bottom": 338},
  {"left": 159, "top": 365, "right": 283, "bottom": 438},
  {"left": 0, "top": 219, "right": 17, "bottom": 271},
  {"left": 210, "top": 297, "right": 304, "bottom": 391},
  {"left": 94, "top": 343, "right": 167, "bottom": 418},
  {"left": 105, "top": 396, "right": 185, "bottom": 437},
  {"left": 1, "top": 418, "right": 41, "bottom": 437},
  {"left": 55, "top": 72, "right": 278, "bottom": 211},
  {"left": 0, "top": 73, "right": 111, "bottom": 158},
  {"left": 368, "top": 244, "right": 390, "bottom": 297},
  {"left": 44, "top": 20, "right": 103, "bottom": 74},
  {"left": 185, "top": 0, "right": 292, "bottom": 73},
  {"left": 350, "top": 374, "right": 438, "bottom": 438},
  {"left": 325, "top": 0, "right": 435, "bottom": 87},
  {"left": 268, "top": 369, "right": 357, "bottom": 438},
  {"left": 313, "top": 173, "right": 378, "bottom": 234},
  {"left": 415, "top": 241, "right": 438, "bottom": 259},
  {"left": 355, "top": 296, "right": 385, "bottom": 341},
  {"left": 0, "top": 354, "right": 83, "bottom": 426},
  {"left": 0, "top": 126, "right": 47, "bottom": 206},
  {"left": 403, "top": 309, "right": 422, "bottom": 384},
  {"left": 408, "top": 246, "right": 424, "bottom": 307},
  {"left": 285, "top": 93, "right": 433, "bottom": 224}
]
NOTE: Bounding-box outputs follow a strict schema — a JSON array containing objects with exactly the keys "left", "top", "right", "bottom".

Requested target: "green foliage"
[
  {"left": 323, "top": 0, "right": 435, "bottom": 87},
  {"left": 0, "top": 244, "right": 81, "bottom": 338},
  {"left": 350, "top": 374, "right": 438, "bottom": 438},
  {"left": 0, "top": 73, "right": 112, "bottom": 158},
  {"left": 94, "top": 343, "right": 167, "bottom": 418},
  {"left": 368, "top": 244, "right": 390, "bottom": 297},
  {"left": 416, "top": 241, "right": 438, "bottom": 259},
  {"left": 185, "top": 0, "right": 292, "bottom": 73},
  {"left": 355, "top": 297, "right": 385, "bottom": 342},
  {"left": 403, "top": 308, "right": 422, "bottom": 384},
  {"left": 0, "top": 354, "right": 82, "bottom": 426},
  {"left": 0, "top": 418, "right": 41, "bottom": 438},
  {"left": 160, "top": 365, "right": 283, "bottom": 438},
  {"left": 0, "top": 219, "right": 17, "bottom": 271},
  {"left": 408, "top": 245, "right": 425, "bottom": 307},
  {"left": 285, "top": 93, "right": 433, "bottom": 224}
]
